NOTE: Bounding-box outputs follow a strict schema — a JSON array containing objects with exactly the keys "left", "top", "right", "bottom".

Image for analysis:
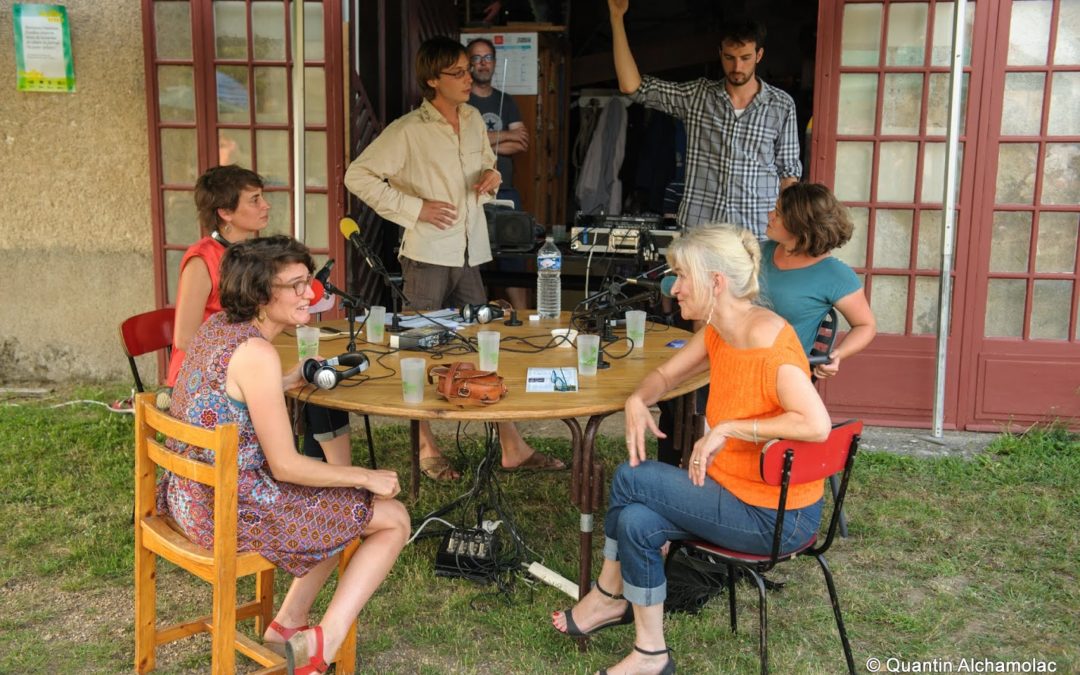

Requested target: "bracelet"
[{"left": 752, "top": 419, "right": 759, "bottom": 444}]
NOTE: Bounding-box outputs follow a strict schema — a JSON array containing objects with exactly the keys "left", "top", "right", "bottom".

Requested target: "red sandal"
[
  {"left": 264, "top": 620, "right": 310, "bottom": 656},
  {"left": 285, "top": 625, "right": 329, "bottom": 675}
]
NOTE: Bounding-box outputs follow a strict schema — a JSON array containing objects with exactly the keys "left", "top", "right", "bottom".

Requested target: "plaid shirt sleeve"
[
  {"left": 630, "top": 75, "right": 709, "bottom": 121},
  {"left": 775, "top": 93, "right": 802, "bottom": 180}
]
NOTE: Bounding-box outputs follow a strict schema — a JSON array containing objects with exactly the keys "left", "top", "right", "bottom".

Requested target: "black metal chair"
[
  {"left": 666, "top": 420, "right": 863, "bottom": 675},
  {"left": 807, "top": 307, "right": 850, "bottom": 537}
]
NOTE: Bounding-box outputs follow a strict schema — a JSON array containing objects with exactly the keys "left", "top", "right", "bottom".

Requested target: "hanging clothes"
[{"left": 576, "top": 97, "right": 628, "bottom": 216}]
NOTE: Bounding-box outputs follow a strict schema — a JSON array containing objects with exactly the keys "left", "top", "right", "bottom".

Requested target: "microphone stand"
[{"left": 322, "top": 278, "right": 367, "bottom": 353}]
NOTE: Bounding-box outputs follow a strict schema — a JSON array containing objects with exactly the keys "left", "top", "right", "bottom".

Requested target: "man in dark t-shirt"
[{"left": 466, "top": 37, "right": 529, "bottom": 208}]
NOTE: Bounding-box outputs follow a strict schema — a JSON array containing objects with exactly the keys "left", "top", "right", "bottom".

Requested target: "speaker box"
[{"left": 484, "top": 203, "right": 537, "bottom": 253}]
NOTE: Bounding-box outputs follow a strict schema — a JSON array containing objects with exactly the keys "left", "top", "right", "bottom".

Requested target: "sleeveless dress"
[
  {"left": 156, "top": 312, "right": 374, "bottom": 576},
  {"left": 166, "top": 235, "right": 227, "bottom": 387}
]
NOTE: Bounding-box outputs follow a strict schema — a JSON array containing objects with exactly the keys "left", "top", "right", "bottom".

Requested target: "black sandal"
[
  {"left": 599, "top": 645, "right": 676, "bottom": 675},
  {"left": 555, "top": 581, "right": 635, "bottom": 637}
]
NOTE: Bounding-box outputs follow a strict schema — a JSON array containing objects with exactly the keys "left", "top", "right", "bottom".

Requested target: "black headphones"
[
  {"left": 461, "top": 299, "right": 520, "bottom": 325},
  {"left": 302, "top": 352, "right": 369, "bottom": 390}
]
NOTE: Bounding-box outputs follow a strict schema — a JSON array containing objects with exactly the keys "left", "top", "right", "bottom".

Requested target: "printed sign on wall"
[{"left": 13, "top": 3, "right": 76, "bottom": 92}]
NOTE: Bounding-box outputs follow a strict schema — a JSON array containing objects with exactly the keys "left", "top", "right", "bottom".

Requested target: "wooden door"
[{"left": 959, "top": 0, "right": 1080, "bottom": 429}]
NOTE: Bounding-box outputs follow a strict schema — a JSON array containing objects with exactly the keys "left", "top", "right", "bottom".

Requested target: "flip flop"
[
  {"left": 501, "top": 450, "right": 567, "bottom": 472},
  {"left": 420, "top": 455, "right": 461, "bottom": 481}
]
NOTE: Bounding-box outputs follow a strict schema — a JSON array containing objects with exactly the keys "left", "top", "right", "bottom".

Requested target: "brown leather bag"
[{"left": 427, "top": 361, "right": 508, "bottom": 406}]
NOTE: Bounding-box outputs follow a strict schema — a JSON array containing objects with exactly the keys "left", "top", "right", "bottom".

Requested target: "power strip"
[{"left": 434, "top": 527, "right": 501, "bottom": 581}]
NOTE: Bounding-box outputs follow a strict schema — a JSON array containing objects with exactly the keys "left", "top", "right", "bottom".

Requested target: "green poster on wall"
[{"left": 13, "top": 3, "right": 76, "bottom": 93}]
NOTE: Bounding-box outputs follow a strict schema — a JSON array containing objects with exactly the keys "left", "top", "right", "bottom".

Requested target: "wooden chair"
[
  {"left": 119, "top": 308, "right": 176, "bottom": 393},
  {"left": 133, "top": 393, "right": 359, "bottom": 674},
  {"left": 666, "top": 420, "right": 863, "bottom": 675}
]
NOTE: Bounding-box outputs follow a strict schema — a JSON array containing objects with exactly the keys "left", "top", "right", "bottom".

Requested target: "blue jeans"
[{"left": 603, "top": 461, "right": 823, "bottom": 606}]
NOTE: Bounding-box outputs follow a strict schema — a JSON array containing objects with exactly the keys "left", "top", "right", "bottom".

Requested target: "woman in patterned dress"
[{"left": 158, "top": 236, "right": 409, "bottom": 674}]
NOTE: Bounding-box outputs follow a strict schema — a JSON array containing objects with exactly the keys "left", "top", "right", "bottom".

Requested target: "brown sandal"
[
  {"left": 420, "top": 455, "right": 461, "bottom": 481},
  {"left": 501, "top": 450, "right": 566, "bottom": 472}
]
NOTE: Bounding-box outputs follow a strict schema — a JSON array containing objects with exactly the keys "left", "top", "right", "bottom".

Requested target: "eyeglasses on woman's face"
[
  {"left": 273, "top": 274, "right": 314, "bottom": 296},
  {"left": 440, "top": 67, "right": 470, "bottom": 80}
]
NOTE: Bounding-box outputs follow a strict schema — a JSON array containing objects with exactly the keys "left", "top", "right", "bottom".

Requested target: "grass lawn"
[{"left": 0, "top": 384, "right": 1077, "bottom": 673}]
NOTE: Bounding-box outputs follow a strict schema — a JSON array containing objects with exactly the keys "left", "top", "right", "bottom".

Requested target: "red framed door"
[
  {"left": 958, "top": 0, "right": 1080, "bottom": 430},
  {"left": 813, "top": 0, "right": 983, "bottom": 427},
  {"left": 141, "top": 0, "right": 347, "bottom": 308}
]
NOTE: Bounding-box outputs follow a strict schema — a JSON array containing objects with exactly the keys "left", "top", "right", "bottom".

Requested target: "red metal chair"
[
  {"left": 119, "top": 308, "right": 175, "bottom": 393},
  {"left": 666, "top": 420, "right": 863, "bottom": 675}
]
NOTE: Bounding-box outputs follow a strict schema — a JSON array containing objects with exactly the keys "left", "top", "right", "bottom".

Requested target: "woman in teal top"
[{"left": 761, "top": 182, "right": 876, "bottom": 379}]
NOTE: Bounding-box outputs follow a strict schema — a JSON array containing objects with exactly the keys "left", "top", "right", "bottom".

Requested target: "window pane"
[
  {"left": 877, "top": 142, "right": 918, "bottom": 202},
  {"left": 1055, "top": 0, "right": 1080, "bottom": 64},
  {"left": 216, "top": 66, "right": 251, "bottom": 124},
  {"left": 166, "top": 249, "right": 185, "bottom": 305},
  {"left": 841, "top": 3, "right": 882, "bottom": 66},
  {"left": 913, "top": 276, "right": 941, "bottom": 334},
  {"left": 154, "top": 1, "right": 191, "bottom": 59},
  {"left": 218, "top": 128, "right": 251, "bottom": 168},
  {"left": 304, "top": 131, "right": 327, "bottom": 187},
  {"left": 873, "top": 209, "right": 913, "bottom": 268},
  {"left": 304, "top": 67, "right": 327, "bottom": 126},
  {"left": 870, "top": 275, "right": 908, "bottom": 334},
  {"left": 881, "top": 74, "right": 922, "bottom": 136},
  {"left": 1008, "top": 0, "right": 1052, "bottom": 66},
  {"left": 252, "top": 2, "right": 286, "bottom": 60},
  {"left": 917, "top": 210, "right": 958, "bottom": 270},
  {"left": 163, "top": 189, "right": 199, "bottom": 245},
  {"left": 885, "top": 3, "right": 928, "bottom": 66},
  {"left": 921, "top": 142, "right": 963, "bottom": 203},
  {"left": 304, "top": 3, "right": 325, "bottom": 61},
  {"left": 157, "top": 65, "right": 195, "bottom": 122},
  {"left": 1035, "top": 212, "right": 1079, "bottom": 273},
  {"left": 161, "top": 128, "right": 198, "bottom": 185},
  {"left": 835, "top": 206, "right": 869, "bottom": 268},
  {"left": 304, "top": 193, "right": 329, "bottom": 249},
  {"left": 214, "top": 1, "right": 248, "bottom": 59},
  {"left": 931, "top": 2, "right": 974, "bottom": 66},
  {"left": 264, "top": 190, "right": 291, "bottom": 237},
  {"left": 837, "top": 74, "right": 878, "bottom": 135},
  {"left": 984, "top": 279, "right": 1027, "bottom": 338},
  {"left": 256, "top": 129, "right": 290, "bottom": 187},
  {"left": 995, "top": 143, "right": 1038, "bottom": 204},
  {"left": 989, "top": 211, "right": 1032, "bottom": 273},
  {"left": 255, "top": 66, "right": 288, "bottom": 123},
  {"left": 835, "top": 142, "right": 874, "bottom": 202},
  {"left": 1047, "top": 72, "right": 1080, "bottom": 135},
  {"left": 1041, "top": 144, "right": 1080, "bottom": 205},
  {"left": 926, "top": 72, "right": 968, "bottom": 136},
  {"left": 1030, "top": 280, "right": 1072, "bottom": 339},
  {"left": 1001, "top": 72, "right": 1046, "bottom": 136}
]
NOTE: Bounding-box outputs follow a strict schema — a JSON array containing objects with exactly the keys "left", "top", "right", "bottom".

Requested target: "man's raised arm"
[{"left": 609, "top": 0, "right": 642, "bottom": 95}]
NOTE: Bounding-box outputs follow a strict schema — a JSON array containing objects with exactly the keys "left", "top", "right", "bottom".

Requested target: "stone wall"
[{"left": 0, "top": 0, "right": 155, "bottom": 382}]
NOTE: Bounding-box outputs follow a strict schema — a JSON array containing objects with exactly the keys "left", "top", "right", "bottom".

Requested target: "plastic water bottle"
[{"left": 537, "top": 236, "right": 562, "bottom": 319}]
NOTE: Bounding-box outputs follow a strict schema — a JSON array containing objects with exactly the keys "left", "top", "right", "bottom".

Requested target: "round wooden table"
[{"left": 274, "top": 311, "right": 705, "bottom": 598}]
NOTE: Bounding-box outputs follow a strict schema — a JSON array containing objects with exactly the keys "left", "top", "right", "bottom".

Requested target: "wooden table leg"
[
  {"left": 562, "top": 414, "right": 612, "bottom": 601},
  {"left": 410, "top": 419, "right": 420, "bottom": 500}
]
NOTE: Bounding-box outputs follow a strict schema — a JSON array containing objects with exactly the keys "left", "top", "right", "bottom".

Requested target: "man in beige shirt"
[{"left": 345, "top": 36, "right": 564, "bottom": 479}]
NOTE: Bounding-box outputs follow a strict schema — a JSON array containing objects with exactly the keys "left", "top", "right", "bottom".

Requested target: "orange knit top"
[{"left": 703, "top": 322, "right": 822, "bottom": 510}]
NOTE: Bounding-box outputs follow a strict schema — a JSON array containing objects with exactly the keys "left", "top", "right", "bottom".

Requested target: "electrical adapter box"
[{"left": 390, "top": 326, "right": 452, "bottom": 350}]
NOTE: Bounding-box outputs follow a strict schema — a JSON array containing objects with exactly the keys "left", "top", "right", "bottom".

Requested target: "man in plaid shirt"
[{"left": 609, "top": 0, "right": 801, "bottom": 237}]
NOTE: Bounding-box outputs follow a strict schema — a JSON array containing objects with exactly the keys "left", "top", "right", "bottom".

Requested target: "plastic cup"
[
  {"left": 400, "top": 357, "right": 426, "bottom": 403},
  {"left": 577, "top": 334, "right": 600, "bottom": 376},
  {"left": 295, "top": 325, "right": 320, "bottom": 362},
  {"left": 626, "top": 310, "right": 646, "bottom": 351},
  {"left": 477, "top": 330, "right": 500, "bottom": 371},
  {"left": 367, "top": 305, "right": 386, "bottom": 344}
]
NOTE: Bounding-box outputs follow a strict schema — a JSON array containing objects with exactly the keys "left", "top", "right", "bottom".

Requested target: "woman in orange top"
[{"left": 552, "top": 225, "right": 831, "bottom": 675}]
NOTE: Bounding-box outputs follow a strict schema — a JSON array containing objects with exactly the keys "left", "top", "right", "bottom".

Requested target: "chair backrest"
[
  {"left": 133, "top": 392, "right": 239, "bottom": 570},
  {"left": 759, "top": 420, "right": 863, "bottom": 487},
  {"left": 119, "top": 307, "right": 176, "bottom": 392},
  {"left": 807, "top": 307, "right": 839, "bottom": 367},
  {"left": 760, "top": 420, "right": 862, "bottom": 558}
]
